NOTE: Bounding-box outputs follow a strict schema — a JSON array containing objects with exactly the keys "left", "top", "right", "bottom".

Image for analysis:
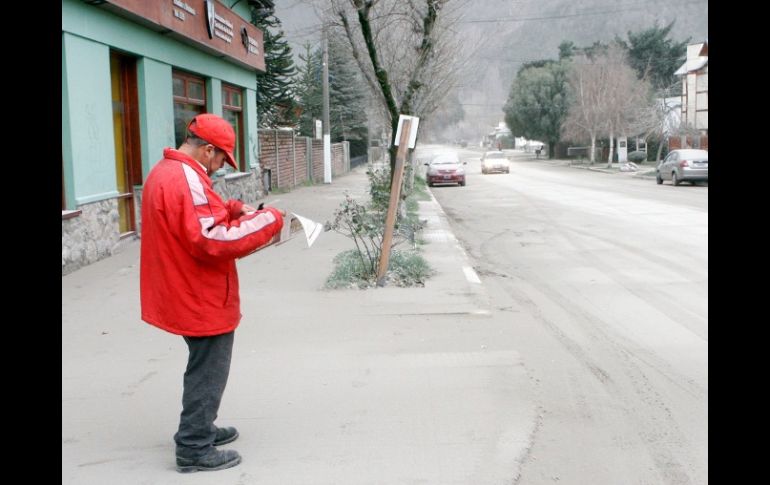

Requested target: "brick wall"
[
  {"left": 669, "top": 137, "right": 682, "bottom": 150},
  {"left": 332, "top": 143, "right": 345, "bottom": 175},
  {"left": 294, "top": 137, "right": 310, "bottom": 183},
  {"left": 259, "top": 129, "right": 351, "bottom": 189},
  {"left": 258, "top": 129, "right": 304, "bottom": 190},
  {"left": 668, "top": 135, "right": 709, "bottom": 151},
  {"left": 311, "top": 139, "right": 324, "bottom": 182}
]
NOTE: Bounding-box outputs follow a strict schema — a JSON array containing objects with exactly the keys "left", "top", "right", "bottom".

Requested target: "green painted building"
[{"left": 62, "top": 0, "right": 271, "bottom": 274}]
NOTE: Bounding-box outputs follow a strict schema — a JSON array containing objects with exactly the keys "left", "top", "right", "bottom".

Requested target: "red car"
[{"left": 424, "top": 153, "right": 466, "bottom": 187}]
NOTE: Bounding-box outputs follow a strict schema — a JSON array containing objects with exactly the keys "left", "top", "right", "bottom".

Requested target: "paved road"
[{"left": 420, "top": 145, "right": 708, "bottom": 484}]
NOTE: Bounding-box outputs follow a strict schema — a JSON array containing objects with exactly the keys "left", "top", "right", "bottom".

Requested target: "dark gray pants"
[{"left": 173, "top": 331, "right": 234, "bottom": 458}]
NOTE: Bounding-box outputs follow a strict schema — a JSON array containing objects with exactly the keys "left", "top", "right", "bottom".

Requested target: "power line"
[
  {"left": 475, "top": 57, "right": 686, "bottom": 66},
  {"left": 462, "top": 0, "right": 707, "bottom": 23}
]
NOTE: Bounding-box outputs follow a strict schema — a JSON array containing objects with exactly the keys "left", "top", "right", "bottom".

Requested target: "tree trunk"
[
  {"left": 406, "top": 148, "right": 416, "bottom": 191},
  {"left": 343, "top": 1, "right": 442, "bottom": 190},
  {"left": 656, "top": 136, "right": 665, "bottom": 162},
  {"left": 388, "top": 142, "right": 398, "bottom": 184},
  {"left": 590, "top": 134, "right": 596, "bottom": 163},
  {"left": 405, "top": 131, "right": 421, "bottom": 191},
  {"left": 607, "top": 131, "right": 614, "bottom": 168}
]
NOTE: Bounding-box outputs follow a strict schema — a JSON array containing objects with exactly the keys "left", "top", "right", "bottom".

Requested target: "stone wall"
[
  {"left": 63, "top": 134, "right": 351, "bottom": 275},
  {"left": 212, "top": 169, "right": 263, "bottom": 205},
  {"left": 63, "top": 170, "right": 264, "bottom": 276},
  {"left": 62, "top": 199, "right": 120, "bottom": 275}
]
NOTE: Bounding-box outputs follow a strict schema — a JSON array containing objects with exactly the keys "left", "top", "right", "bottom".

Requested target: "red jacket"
[{"left": 140, "top": 148, "right": 283, "bottom": 336}]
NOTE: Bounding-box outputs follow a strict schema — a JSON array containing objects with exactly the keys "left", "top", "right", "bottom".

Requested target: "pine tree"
[
  {"left": 249, "top": 2, "right": 297, "bottom": 127},
  {"left": 294, "top": 35, "right": 369, "bottom": 155},
  {"left": 327, "top": 34, "right": 368, "bottom": 155},
  {"left": 619, "top": 22, "right": 690, "bottom": 94},
  {"left": 296, "top": 43, "right": 322, "bottom": 138}
]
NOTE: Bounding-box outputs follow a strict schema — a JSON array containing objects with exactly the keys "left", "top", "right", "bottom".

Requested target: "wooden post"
[{"left": 376, "top": 119, "right": 412, "bottom": 287}]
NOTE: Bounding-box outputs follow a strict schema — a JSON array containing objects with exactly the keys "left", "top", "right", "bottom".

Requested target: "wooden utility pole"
[{"left": 376, "top": 118, "right": 412, "bottom": 287}]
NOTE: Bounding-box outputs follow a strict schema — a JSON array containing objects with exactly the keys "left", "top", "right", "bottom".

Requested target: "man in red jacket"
[{"left": 140, "top": 113, "right": 284, "bottom": 473}]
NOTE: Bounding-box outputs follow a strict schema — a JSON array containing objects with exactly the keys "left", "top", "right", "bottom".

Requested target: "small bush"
[
  {"left": 367, "top": 167, "right": 392, "bottom": 213},
  {"left": 324, "top": 249, "right": 433, "bottom": 289},
  {"left": 325, "top": 249, "right": 372, "bottom": 289},
  {"left": 411, "top": 175, "right": 430, "bottom": 201},
  {"left": 325, "top": 165, "right": 432, "bottom": 289},
  {"left": 387, "top": 250, "right": 434, "bottom": 287},
  {"left": 628, "top": 150, "right": 647, "bottom": 163}
]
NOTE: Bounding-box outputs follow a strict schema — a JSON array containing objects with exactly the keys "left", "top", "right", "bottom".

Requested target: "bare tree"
[
  {"left": 562, "top": 54, "right": 611, "bottom": 163},
  {"left": 326, "top": 0, "right": 468, "bottom": 182},
  {"left": 627, "top": 83, "right": 681, "bottom": 163},
  {"left": 602, "top": 44, "right": 652, "bottom": 167},
  {"left": 561, "top": 45, "right": 652, "bottom": 167}
]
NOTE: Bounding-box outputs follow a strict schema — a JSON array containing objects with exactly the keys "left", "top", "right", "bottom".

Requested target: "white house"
[{"left": 673, "top": 41, "right": 708, "bottom": 148}]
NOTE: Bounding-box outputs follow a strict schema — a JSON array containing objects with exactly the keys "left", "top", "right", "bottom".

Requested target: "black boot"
[
  {"left": 213, "top": 426, "right": 239, "bottom": 446},
  {"left": 176, "top": 448, "right": 241, "bottom": 473}
]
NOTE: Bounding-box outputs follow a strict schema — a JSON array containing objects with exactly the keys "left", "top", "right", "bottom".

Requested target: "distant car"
[
  {"left": 424, "top": 153, "right": 466, "bottom": 187},
  {"left": 481, "top": 151, "right": 510, "bottom": 174},
  {"left": 656, "top": 149, "right": 708, "bottom": 186}
]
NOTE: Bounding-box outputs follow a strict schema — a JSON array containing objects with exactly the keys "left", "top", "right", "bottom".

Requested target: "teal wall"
[
  {"left": 245, "top": 89, "right": 259, "bottom": 168},
  {"left": 61, "top": 35, "right": 75, "bottom": 210},
  {"left": 62, "top": 0, "right": 261, "bottom": 204},
  {"left": 137, "top": 59, "right": 174, "bottom": 179},
  {"left": 208, "top": 79, "right": 223, "bottom": 116},
  {"left": 231, "top": 2, "right": 253, "bottom": 20},
  {"left": 62, "top": 33, "right": 118, "bottom": 205}
]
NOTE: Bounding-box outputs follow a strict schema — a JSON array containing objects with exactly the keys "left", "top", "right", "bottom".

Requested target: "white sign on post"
[
  {"left": 314, "top": 119, "right": 322, "bottom": 140},
  {"left": 617, "top": 136, "right": 628, "bottom": 163},
  {"left": 394, "top": 115, "right": 420, "bottom": 148}
]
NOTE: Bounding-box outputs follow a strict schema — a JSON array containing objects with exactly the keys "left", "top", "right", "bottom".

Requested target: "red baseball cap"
[{"left": 187, "top": 114, "right": 237, "bottom": 169}]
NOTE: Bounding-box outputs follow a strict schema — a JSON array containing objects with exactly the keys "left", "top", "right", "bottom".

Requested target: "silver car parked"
[{"left": 656, "top": 149, "right": 708, "bottom": 186}]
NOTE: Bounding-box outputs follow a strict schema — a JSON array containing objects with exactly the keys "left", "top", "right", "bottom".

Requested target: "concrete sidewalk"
[
  {"left": 530, "top": 155, "right": 658, "bottom": 178},
  {"left": 62, "top": 166, "right": 534, "bottom": 484}
]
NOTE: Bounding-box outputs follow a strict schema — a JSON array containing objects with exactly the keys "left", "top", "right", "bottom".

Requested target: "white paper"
[{"left": 291, "top": 213, "right": 324, "bottom": 248}]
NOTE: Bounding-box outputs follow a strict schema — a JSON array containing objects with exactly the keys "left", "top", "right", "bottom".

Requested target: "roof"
[
  {"left": 675, "top": 41, "right": 708, "bottom": 76},
  {"left": 675, "top": 57, "right": 708, "bottom": 76}
]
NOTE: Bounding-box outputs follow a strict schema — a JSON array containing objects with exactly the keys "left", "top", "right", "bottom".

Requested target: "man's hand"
[{"left": 243, "top": 202, "right": 286, "bottom": 217}]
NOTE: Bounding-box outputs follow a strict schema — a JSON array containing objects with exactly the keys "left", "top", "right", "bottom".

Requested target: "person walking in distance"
[{"left": 140, "top": 114, "right": 284, "bottom": 473}]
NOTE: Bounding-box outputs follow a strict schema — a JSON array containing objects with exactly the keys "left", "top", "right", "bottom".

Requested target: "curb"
[{"left": 418, "top": 188, "right": 491, "bottom": 315}]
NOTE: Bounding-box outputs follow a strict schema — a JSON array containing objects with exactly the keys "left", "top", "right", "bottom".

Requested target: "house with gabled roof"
[{"left": 671, "top": 41, "right": 708, "bottom": 150}]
